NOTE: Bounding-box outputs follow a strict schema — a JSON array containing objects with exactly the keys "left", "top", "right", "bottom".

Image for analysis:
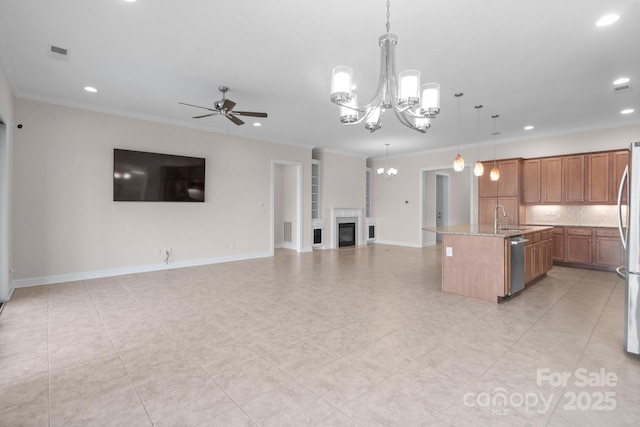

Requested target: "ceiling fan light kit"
[
  {"left": 330, "top": 0, "right": 440, "bottom": 133},
  {"left": 179, "top": 86, "right": 267, "bottom": 126}
]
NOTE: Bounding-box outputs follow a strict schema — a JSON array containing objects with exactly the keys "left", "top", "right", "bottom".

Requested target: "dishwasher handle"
[{"left": 510, "top": 239, "right": 529, "bottom": 245}]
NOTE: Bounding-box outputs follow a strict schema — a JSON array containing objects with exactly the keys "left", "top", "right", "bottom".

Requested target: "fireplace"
[
  {"left": 330, "top": 207, "right": 363, "bottom": 249},
  {"left": 338, "top": 222, "right": 356, "bottom": 247}
]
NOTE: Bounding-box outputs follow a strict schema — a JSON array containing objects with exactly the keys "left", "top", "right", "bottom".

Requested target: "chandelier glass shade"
[{"left": 330, "top": 1, "right": 440, "bottom": 133}]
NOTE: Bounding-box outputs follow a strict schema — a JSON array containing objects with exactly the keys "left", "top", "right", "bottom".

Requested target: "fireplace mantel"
[{"left": 330, "top": 207, "right": 364, "bottom": 249}]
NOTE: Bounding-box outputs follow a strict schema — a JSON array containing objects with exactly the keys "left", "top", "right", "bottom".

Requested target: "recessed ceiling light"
[
  {"left": 621, "top": 108, "right": 634, "bottom": 115},
  {"left": 253, "top": 122, "right": 262, "bottom": 127},
  {"left": 596, "top": 14, "right": 620, "bottom": 27},
  {"left": 84, "top": 86, "right": 97, "bottom": 93},
  {"left": 123, "top": 0, "right": 137, "bottom": 3},
  {"left": 613, "top": 77, "right": 630, "bottom": 85},
  {"left": 524, "top": 125, "right": 534, "bottom": 130}
]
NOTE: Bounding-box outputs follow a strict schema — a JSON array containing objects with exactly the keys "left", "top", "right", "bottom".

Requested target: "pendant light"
[
  {"left": 473, "top": 105, "right": 484, "bottom": 176},
  {"left": 489, "top": 114, "right": 500, "bottom": 181},
  {"left": 452, "top": 93, "right": 465, "bottom": 172}
]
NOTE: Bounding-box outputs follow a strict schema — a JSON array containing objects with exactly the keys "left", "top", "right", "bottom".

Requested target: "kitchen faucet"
[{"left": 494, "top": 204, "right": 507, "bottom": 230}]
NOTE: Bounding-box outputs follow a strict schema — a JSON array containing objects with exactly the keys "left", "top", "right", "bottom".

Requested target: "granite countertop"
[{"left": 424, "top": 224, "right": 554, "bottom": 238}]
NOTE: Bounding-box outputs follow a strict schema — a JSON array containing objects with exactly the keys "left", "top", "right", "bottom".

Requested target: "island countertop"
[{"left": 424, "top": 224, "right": 553, "bottom": 238}]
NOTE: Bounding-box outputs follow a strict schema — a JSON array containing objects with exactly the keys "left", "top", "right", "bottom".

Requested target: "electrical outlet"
[{"left": 446, "top": 247, "right": 453, "bottom": 257}]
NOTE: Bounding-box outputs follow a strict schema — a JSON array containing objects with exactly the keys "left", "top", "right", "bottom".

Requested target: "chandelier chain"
[{"left": 386, "top": 0, "right": 391, "bottom": 33}]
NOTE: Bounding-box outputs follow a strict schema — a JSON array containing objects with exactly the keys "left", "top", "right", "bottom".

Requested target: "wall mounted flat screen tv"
[{"left": 113, "top": 149, "right": 205, "bottom": 202}]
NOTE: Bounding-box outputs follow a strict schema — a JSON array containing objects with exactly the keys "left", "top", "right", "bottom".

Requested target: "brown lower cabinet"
[
  {"left": 524, "top": 230, "right": 553, "bottom": 285},
  {"left": 552, "top": 226, "right": 622, "bottom": 271}
]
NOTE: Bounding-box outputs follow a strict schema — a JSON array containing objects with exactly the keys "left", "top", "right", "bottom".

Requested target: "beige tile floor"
[{"left": 1, "top": 244, "right": 639, "bottom": 426}]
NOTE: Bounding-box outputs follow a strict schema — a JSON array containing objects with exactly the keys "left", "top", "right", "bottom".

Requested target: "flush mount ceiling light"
[
  {"left": 473, "top": 105, "right": 484, "bottom": 177},
  {"left": 83, "top": 86, "right": 97, "bottom": 93},
  {"left": 330, "top": 0, "right": 440, "bottom": 133},
  {"left": 524, "top": 125, "right": 534, "bottom": 130},
  {"left": 621, "top": 108, "right": 635, "bottom": 115},
  {"left": 596, "top": 14, "right": 620, "bottom": 27},
  {"left": 453, "top": 93, "right": 465, "bottom": 172},
  {"left": 377, "top": 143, "right": 398, "bottom": 179}
]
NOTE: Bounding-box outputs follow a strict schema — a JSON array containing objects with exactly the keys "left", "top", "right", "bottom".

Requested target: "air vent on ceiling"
[
  {"left": 614, "top": 84, "right": 632, "bottom": 93},
  {"left": 48, "top": 44, "right": 69, "bottom": 61}
]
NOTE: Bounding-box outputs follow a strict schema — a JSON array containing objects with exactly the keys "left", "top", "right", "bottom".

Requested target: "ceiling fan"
[{"left": 179, "top": 86, "right": 268, "bottom": 126}]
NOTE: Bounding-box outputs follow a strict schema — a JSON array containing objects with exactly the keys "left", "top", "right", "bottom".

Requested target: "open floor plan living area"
[{"left": 1, "top": 245, "right": 638, "bottom": 426}]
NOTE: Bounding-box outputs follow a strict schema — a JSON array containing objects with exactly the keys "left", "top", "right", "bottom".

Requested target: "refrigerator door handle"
[{"left": 617, "top": 165, "right": 628, "bottom": 250}]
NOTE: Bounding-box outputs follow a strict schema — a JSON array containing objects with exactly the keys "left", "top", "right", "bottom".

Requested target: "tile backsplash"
[{"left": 525, "top": 205, "right": 625, "bottom": 227}]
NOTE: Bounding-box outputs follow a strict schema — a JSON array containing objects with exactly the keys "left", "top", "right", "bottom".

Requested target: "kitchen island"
[{"left": 425, "top": 225, "right": 554, "bottom": 303}]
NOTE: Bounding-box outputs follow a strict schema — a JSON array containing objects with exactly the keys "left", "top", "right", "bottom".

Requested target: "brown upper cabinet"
[
  {"left": 478, "top": 159, "right": 521, "bottom": 198},
  {"left": 522, "top": 158, "right": 562, "bottom": 204},
  {"left": 585, "top": 153, "right": 610, "bottom": 203},
  {"left": 612, "top": 150, "right": 629, "bottom": 204},
  {"left": 563, "top": 155, "right": 585, "bottom": 203},
  {"left": 522, "top": 150, "right": 628, "bottom": 205}
]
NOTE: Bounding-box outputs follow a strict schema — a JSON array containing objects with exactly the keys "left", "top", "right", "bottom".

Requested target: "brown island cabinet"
[{"left": 426, "top": 225, "right": 554, "bottom": 303}]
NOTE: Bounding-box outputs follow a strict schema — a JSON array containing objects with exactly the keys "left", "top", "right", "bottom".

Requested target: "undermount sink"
[{"left": 496, "top": 227, "right": 528, "bottom": 231}]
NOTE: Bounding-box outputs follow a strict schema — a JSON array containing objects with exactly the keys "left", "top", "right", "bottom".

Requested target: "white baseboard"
[{"left": 10, "top": 251, "right": 273, "bottom": 289}]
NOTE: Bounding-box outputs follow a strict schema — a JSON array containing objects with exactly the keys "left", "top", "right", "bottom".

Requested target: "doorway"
[
  {"left": 435, "top": 174, "right": 450, "bottom": 242},
  {"left": 272, "top": 161, "right": 302, "bottom": 253}
]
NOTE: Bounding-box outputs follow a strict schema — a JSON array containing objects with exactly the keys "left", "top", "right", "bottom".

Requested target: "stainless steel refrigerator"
[{"left": 616, "top": 141, "right": 640, "bottom": 355}]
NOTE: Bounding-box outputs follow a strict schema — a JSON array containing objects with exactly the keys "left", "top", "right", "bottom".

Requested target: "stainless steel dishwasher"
[{"left": 509, "top": 236, "right": 526, "bottom": 295}]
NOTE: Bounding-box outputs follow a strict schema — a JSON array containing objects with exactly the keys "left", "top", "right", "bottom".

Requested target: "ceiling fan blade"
[
  {"left": 232, "top": 111, "right": 268, "bottom": 118},
  {"left": 226, "top": 114, "right": 244, "bottom": 126},
  {"left": 192, "top": 113, "right": 215, "bottom": 119},
  {"left": 179, "top": 102, "right": 215, "bottom": 111},
  {"left": 222, "top": 99, "right": 236, "bottom": 111}
]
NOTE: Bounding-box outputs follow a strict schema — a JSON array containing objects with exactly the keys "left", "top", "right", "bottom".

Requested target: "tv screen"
[{"left": 113, "top": 149, "right": 205, "bottom": 202}]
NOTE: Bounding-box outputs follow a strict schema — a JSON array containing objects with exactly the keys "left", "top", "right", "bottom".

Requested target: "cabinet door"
[
  {"left": 545, "top": 237, "right": 554, "bottom": 272},
  {"left": 566, "top": 228, "right": 593, "bottom": 264},
  {"left": 552, "top": 227, "right": 565, "bottom": 261},
  {"left": 478, "top": 197, "right": 519, "bottom": 227},
  {"left": 497, "top": 159, "right": 521, "bottom": 197},
  {"left": 542, "top": 157, "right": 563, "bottom": 203},
  {"left": 611, "top": 150, "right": 629, "bottom": 204},
  {"left": 478, "top": 169, "right": 497, "bottom": 198},
  {"left": 525, "top": 243, "right": 535, "bottom": 283},
  {"left": 586, "top": 153, "right": 611, "bottom": 203},
  {"left": 563, "top": 155, "right": 585, "bottom": 203},
  {"left": 594, "top": 228, "right": 623, "bottom": 267},
  {"left": 522, "top": 159, "right": 541, "bottom": 204},
  {"left": 534, "top": 241, "right": 545, "bottom": 277}
]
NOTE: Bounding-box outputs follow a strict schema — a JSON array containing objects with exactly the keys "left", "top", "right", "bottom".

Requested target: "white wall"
[
  {"left": 373, "top": 124, "right": 640, "bottom": 247},
  {"left": 11, "top": 99, "right": 312, "bottom": 286},
  {"left": 316, "top": 150, "right": 366, "bottom": 248}
]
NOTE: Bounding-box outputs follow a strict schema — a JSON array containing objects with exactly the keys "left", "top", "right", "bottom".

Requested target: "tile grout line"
[{"left": 84, "top": 279, "right": 155, "bottom": 426}]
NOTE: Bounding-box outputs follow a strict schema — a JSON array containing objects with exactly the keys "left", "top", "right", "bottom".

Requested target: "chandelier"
[
  {"left": 330, "top": 0, "right": 440, "bottom": 133},
  {"left": 377, "top": 144, "right": 397, "bottom": 179}
]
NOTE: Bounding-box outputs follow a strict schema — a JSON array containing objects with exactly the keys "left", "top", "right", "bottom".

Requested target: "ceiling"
[{"left": 0, "top": 0, "right": 639, "bottom": 159}]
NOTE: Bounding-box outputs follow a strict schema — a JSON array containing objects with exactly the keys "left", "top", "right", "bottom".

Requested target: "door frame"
[{"left": 271, "top": 160, "right": 303, "bottom": 254}]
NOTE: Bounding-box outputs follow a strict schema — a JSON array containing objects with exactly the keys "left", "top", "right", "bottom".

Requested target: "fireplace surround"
[{"left": 330, "top": 207, "right": 363, "bottom": 249}]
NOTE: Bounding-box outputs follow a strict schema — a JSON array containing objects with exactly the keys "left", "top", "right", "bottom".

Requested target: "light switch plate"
[{"left": 446, "top": 247, "right": 453, "bottom": 257}]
